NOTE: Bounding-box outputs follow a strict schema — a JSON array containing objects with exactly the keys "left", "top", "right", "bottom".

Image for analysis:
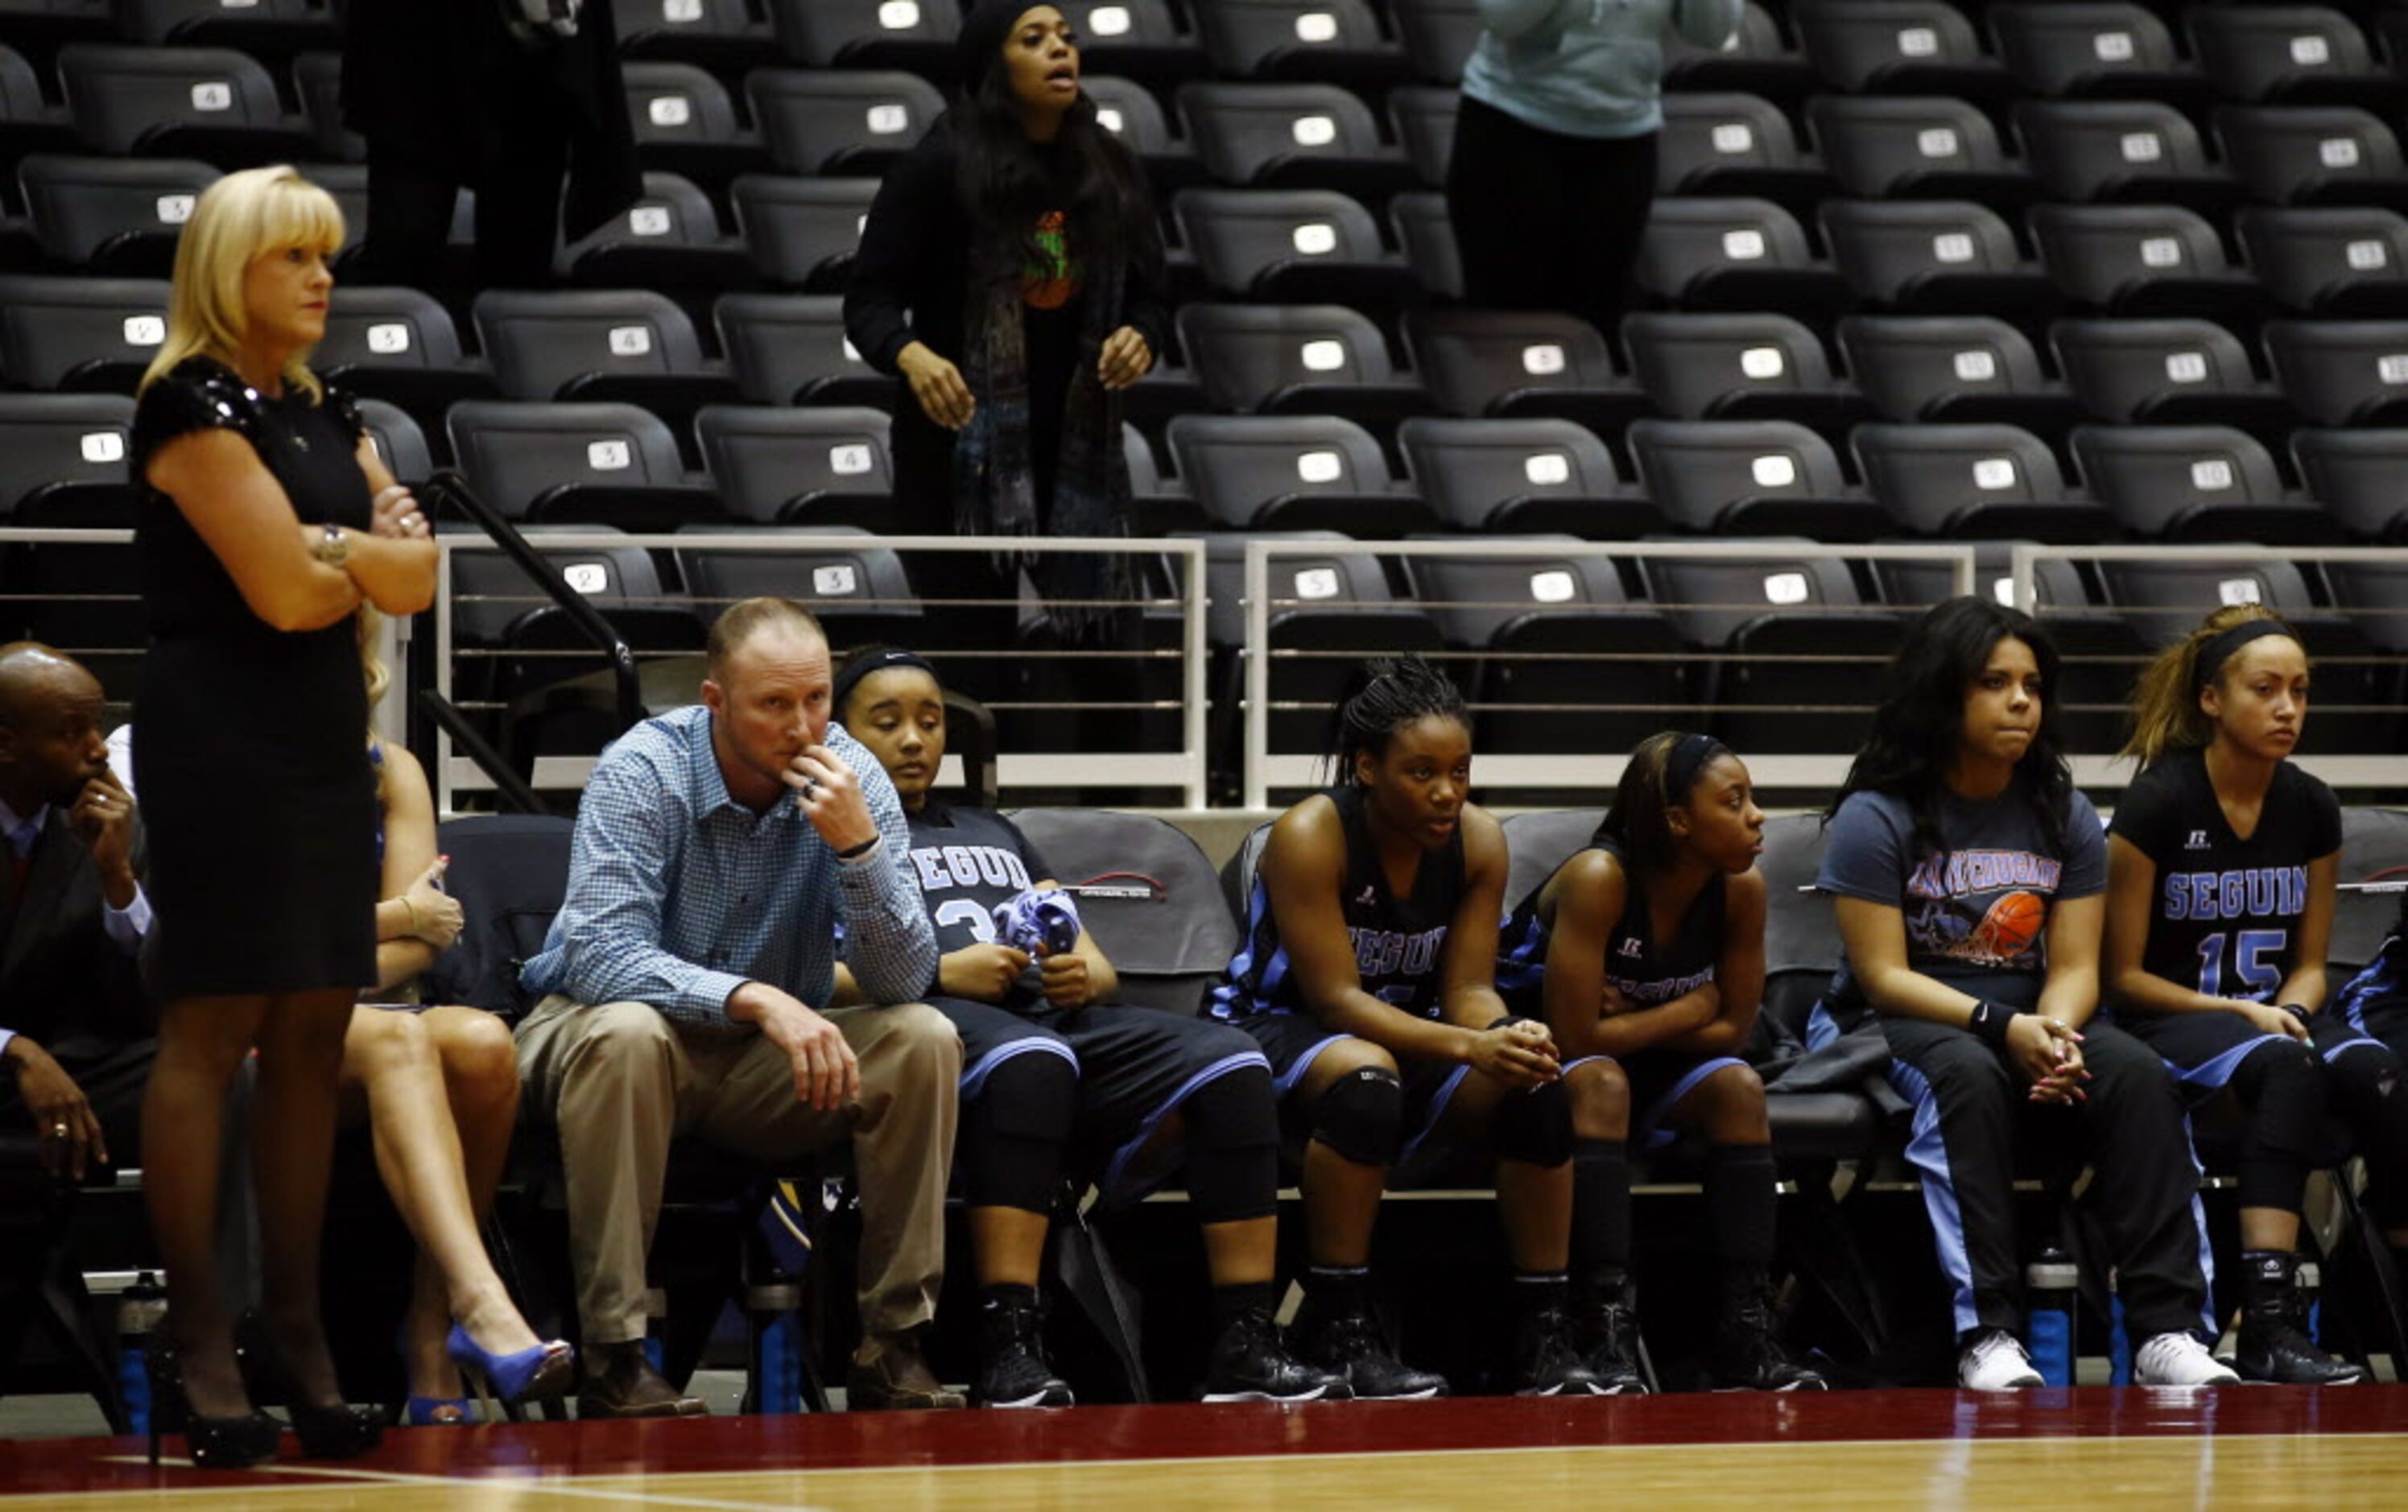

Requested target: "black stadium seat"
[
  {"left": 1171, "top": 187, "right": 1419, "bottom": 317},
  {"left": 769, "top": 0, "right": 961, "bottom": 79},
  {"left": 444, "top": 399, "right": 723, "bottom": 527},
  {"left": 16, "top": 154, "right": 214, "bottom": 275},
  {"left": 1173, "top": 301, "right": 1440, "bottom": 456},
  {"left": 1792, "top": 0, "right": 2009, "bottom": 104},
  {"left": 1620, "top": 310, "right": 1876, "bottom": 445},
  {"left": 2215, "top": 105, "right": 2408, "bottom": 215},
  {"left": 1165, "top": 412, "right": 1430, "bottom": 534},
  {"left": 354, "top": 398, "right": 433, "bottom": 488},
  {"left": 2068, "top": 423, "right": 2338, "bottom": 544},
  {"left": 691, "top": 403, "right": 895, "bottom": 527},
  {"left": 1190, "top": 0, "right": 1408, "bottom": 97},
  {"left": 2262, "top": 320, "right": 2408, "bottom": 428},
  {"left": 714, "top": 291, "right": 897, "bottom": 408},
  {"left": 1004, "top": 808, "right": 1240, "bottom": 1015},
  {"left": 613, "top": 0, "right": 774, "bottom": 72},
  {"left": 1394, "top": 415, "right": 1660, "bottom": 538},
  {"left": 2049, "top": 317, "right": 2300, "bottom": 451},
  {"left": 561, "top": 171, "right": 759, "bottom": 317},
  {"left": 746, "top": 68, "right": 944, "bottom": 176},
  {"left": 0, "top": 274, "right": 167, "bottom": 394},
  {"left": 2185, "top": 4, "right": 2395, "bottom": 114},
  {"left": 0, "top": 390, "right": 132, "bottom": 518},
  {"left": 678, "top": 525, "right": 923, "bottom": 653},
  {"left": 471, "top": 288, "right": 740, "bottom": 453},
  {"left": 1656, "top": 93, "right": 1834, "bottom": 224},
  {"left": 621, "top": 61, "right": 770, "bottom": 206},
  {"left": 1634, "top": 196, "right": 1852, "bottom": 332},
  {"left": 1851, "top": 421, "right": 2111, "bottom": 540},
  {"left": 1386, "top": 83, "right": 1456, "bottom": 186},
  {"left": 2236, "top": 206, "right": 2408, "bottom": 318},
  {"left": 315, "top": 284, "right": 501, "bottom": 448},
  {"left": 1386, "top": 188, "right": 1461, "bottom": 299},
  {"left": 1988, "top": 2, "right": 2212, "bottom": 119},
  {"left": 55, "top": 43, "right": 312, "bottom": 166},
  {"left": 1818, "top": 198, "right": 2065, "bottom": 339},
  {"left": 1400, "top": 308, "right": 1652, "bottom": 460},
  {"left": 1390, "top": 0, "right": 1479, "bottom": 87},
  {"left": 2012, "top": 98, "right": 2243, "bottom": 217},
  {"left": 2026, "top": 203, "right": 2277, "bottom": 337},
  {"left": 1177, "top": 81, "right": 1418, "bottom": 208},
  {"left": 729, "top": 173, "right": 878, "bottom": 292},
  {"left": 1638, "top": 549, "right": 1898, "bottom": 757},
  {"left": 2292, "top": 428, "right": 2408, "bottom": 541},
  {"left": 1625, "top": 417, "right": 1885, "bottom": 539},
  {"left": 1805, "top": 94, "right": 2041, "bottom": 221},
  {"left": 1836, "top": 313, "right": 2086, "bottom": 452},
  {"left": 1409, "top": 546, "right": 1688, "bottom": 761}
]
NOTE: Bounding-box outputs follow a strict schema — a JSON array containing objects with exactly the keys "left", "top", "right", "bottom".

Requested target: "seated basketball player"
[
  {"left": 1210, "top": 656, "right": 1598, "bottom": 1398},
  {"left": 831, "top": 647, "right": 1337, "bottom": 1407},
  {"left": 2104, "top": 605, "right": 2408, "bottom": 1384},
  {"left": 1810, "top": 597, "right": 2234, "bottom": 1389},
  {"left": 1498, "top": 730, "right": 1824, "bottom": 1391}
]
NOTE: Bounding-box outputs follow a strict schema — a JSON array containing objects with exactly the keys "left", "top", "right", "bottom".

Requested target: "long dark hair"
[
  {"left": 1825, "top": 597, "right": 2075, "bottom": 855},
  {"left": 951, "top": 55, "right": 1150, "bottom": 282},
  {"left": 1324, "top": 656, "right": 1469, "bottom": 787},
  {"left": 1601, "top": 730, "right": 1729, "bottom": 879}
]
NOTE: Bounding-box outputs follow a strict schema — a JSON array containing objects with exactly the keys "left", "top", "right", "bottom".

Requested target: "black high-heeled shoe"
[
  {"left": 147, "top": 1341, "right": 281, "bottom": 1469},
  {"left": 235, "top": 1321, "right": 386, "bottom": 1460}
]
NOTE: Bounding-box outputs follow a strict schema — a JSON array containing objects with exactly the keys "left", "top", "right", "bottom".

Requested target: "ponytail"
[{"left": 2121, "top": 605, "right": 2294, "bottom": 767}]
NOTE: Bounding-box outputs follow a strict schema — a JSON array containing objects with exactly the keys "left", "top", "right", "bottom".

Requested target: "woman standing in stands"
[
  {"left": 843, "top": 3, "right": 1167, "bottom": 696},
  {"left": 1497, "top": 731, "right": 1824, "bottom": 1391},
  {"left": 832, "top": 647, "right": 1334, "bottom": 1407},
  {"left": 2104, "top": 605, "right": 2408, "bottom": 1384},
  {"left": 1447, "top": 0, "right": 1741, "bottom": 341},
  {"left": 1813, "top": 598, "right": 2233, "bottom": 1390},
  {"left": 1211, "top": 657, "right": 1598, "bottom": 1398},
  {"left": 133, "top": 166, "right": 436, "bottom": 1466}
]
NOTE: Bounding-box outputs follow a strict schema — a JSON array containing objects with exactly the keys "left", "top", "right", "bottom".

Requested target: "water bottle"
[
  {"left": 117, "top": 1271, "right": 167, "bottom": 1439},
  {"left": 2025, "top": 1248, "right": 2078, "bottom": 1387},
  {"left": 747, "top": 1279, "right": 804, "bottom": 1416},
  {"left": 2298, "top": 1259, "right": 2323, "bottom": 1345},
  {"left": 2107, "top": 1295, "right": 2133, "bottom": 1386}
]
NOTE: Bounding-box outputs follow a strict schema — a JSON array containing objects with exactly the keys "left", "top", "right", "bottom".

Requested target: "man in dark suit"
[{"left": 0, "top": 643, "right": 151, "bottom": 1183}]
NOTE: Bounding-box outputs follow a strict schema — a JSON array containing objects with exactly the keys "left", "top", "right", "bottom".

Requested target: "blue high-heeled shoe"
[
  {"left": 444, "top": 1325, "right": 575, "bottom": 1419},
  {"left": 404, "top": 1394, "right": 477, "bottom": 1427}
]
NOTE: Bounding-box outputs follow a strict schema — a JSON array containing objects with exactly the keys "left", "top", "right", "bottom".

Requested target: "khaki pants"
[{"left": 514, "top": 994, "right": 960, "bottom": 1345}]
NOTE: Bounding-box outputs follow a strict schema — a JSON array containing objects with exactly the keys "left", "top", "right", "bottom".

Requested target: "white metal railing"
[
  {"left": 2010, "top": 543, "right": 2408, "bottom": 793},
  {"left": 434, "top": 532, "right": 1212, "bottom": 811},
  {"left": 1241, "top": 538, "right": 1982, "bottom": 808}
]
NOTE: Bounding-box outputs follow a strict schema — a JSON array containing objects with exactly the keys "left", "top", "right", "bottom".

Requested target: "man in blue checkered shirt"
[{"left": 516, "top": 598, "right": 960, "bottom": 1417}]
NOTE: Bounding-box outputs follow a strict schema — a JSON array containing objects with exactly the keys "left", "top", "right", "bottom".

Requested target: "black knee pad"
[
  {"left": 2237, "top": 1040, "right": 2330, "bottom": 1163},
  {"left": 1183, "top": 1069, "right": 1280, "bottom": 1224},
  {"left": 1311, "top": 1065, "right": 1403, "bottom": 1167},
  {"left": 1493, "top": 1077, "right": 1575, "bottom": 1167},
  {"left": 960, "top": 1050, "right": 1077, "bottom": 1212}
]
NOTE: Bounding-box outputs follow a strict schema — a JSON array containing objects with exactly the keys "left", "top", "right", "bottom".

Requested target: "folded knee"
[
  {"left": 883, "top": 1002, "right": 965, "bottom": 1073},
  {"left": 1311, "top": 1064, "right": 1403, "bottom": 1167},
  {"left": 431, "top": 1010, "right": 521, "bottom": 1103},
  {"left": 1492, "top": 1077, "right": 1574, "bottom": 1167}
]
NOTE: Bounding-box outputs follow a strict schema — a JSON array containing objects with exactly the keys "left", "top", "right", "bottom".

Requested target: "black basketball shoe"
[
  {"left": 1573, "top": 1287, "right": 1649, "bottom": 1395},
  {"left": 1300, "top": 1309, "right": 1448, "bottom": 1400},
  {"left": 973, "top": 1293, "right": 1074, "bottom": 1408},
  {"left": 1508, "top": 1304, "right": 1607, "bottom": 1396},
  {"left": 1200, "top": 1308, "right": 1352, "bottom": 1403},
  {"left": 1702, "top": 1277, "right": 1828, "bottom": 1392}
]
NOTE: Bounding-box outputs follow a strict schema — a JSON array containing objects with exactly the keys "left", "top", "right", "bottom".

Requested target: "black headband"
[
  {"left": 832, "top": 647, "right": 941, "bottom": 721},
  {"left": 1664, "top": 731, "right": 1723, "bottom": 800},
  {"left": 2193, "top": 619, "right": 2294, "bottom": 692}
]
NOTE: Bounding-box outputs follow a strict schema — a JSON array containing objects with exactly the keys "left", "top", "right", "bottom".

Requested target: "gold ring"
[{"left": 51, "top": 1122, "right": 69, "bottom": 1138}]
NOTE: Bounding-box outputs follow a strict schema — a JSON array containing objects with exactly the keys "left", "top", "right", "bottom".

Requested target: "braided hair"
[{"left": 1323, "top": 655, "right": 1469, "bottom": 787}]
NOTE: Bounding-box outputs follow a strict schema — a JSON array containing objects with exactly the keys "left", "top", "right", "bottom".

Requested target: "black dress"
[{"left": 131, "top": 357, "right": 379, "bottom": 999}]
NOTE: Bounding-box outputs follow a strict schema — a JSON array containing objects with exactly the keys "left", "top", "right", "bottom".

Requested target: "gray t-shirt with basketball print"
[{"left": 1817, "top": 783, "right": 2107, "bottom": 1022}]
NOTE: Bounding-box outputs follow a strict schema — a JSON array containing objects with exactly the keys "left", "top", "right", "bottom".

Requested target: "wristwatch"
[{"left": 311, "top": 523, "right": 349, "bottom": 568}]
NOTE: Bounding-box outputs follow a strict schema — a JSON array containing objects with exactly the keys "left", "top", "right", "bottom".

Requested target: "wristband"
[
  {"left": 1965, "top": 999, "right": 2019, "bottom": 1053},
  {"left": 2278, "top": 1002, "right": 2315, "bottom": 1027},
  {"left": 836, "top": 835, "right": 881, "bottom": 861}
]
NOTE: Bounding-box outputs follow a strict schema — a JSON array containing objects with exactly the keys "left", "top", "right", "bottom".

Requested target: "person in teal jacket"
[{"left": 1448, "top": 0, "right": 1742, "bottom": 343}]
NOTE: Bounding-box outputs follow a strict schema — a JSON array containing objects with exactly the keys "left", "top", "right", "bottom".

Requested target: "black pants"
[
  {"left": 1445, "top": 93, "right": 1658, "bottom": 344},
  {"left": 1883, "top": 1016, "right": 2213, "bottom": 1343},
  {"left": 355, "top": 131, "right": 570, "bottom": 295}
]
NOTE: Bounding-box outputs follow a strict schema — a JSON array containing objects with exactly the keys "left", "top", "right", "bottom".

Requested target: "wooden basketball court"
[{"left": 6, "top": 1386, "right": 2406, "bottom": 1509}]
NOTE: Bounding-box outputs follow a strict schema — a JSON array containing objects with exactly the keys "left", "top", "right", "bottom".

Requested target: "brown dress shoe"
[
  {"left": 576, "top": 1341, "right": 709, "bottom": 1419},
  {"left": 847, "top": 1329, "right": 966, "bottom": 1411}
]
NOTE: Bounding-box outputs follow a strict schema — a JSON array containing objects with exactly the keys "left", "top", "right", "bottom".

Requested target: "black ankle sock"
[
  {"left": 1306, "top": 1264, "right": 1370, "bottom": 1319},
  {"left": 1705, "top": 1144, "right": 1778, "bottom": 1271},
  {"left": 1573, "top": 1138, "right": 1631, "bottom": 1272},
  {"left": 1575, "top": 1263, "right": 1629, "bottom": 1312},
  {"left": 1212, "top": 1280, "right": 1278, "bottom": 1329},
  {"left": 1513, "top": 1271, "right": 1569, "bottom": 1317},
  {"left": 980, "top": 1283, "right": 1039, "bottom": 1313}
]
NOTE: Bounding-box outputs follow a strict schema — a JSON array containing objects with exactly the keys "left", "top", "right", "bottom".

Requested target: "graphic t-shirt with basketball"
[
  {"left": 2106, "top": 747, "right": 2340, "bottom": 1006},
  {"left": 1817, "top": 783, "right": 2108, "bottom": 1023}
]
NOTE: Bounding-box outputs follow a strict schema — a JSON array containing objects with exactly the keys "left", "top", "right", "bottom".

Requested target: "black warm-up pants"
[
  {"left": 1882, "top": 1016, "right": 2215, "bottom": 1343},
  {"left": 1444, "top": 93, "right": 1658, "bottom": 345}
]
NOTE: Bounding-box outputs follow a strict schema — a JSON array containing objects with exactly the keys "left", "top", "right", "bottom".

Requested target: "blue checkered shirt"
[{"left": 519, "top": 706, "right": 936, "bottom": 1024}]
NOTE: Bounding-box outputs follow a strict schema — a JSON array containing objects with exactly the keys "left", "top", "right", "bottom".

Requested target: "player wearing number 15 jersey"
[{"left": 2105, "top": 605, "right": 2408, "bottom": 1385}]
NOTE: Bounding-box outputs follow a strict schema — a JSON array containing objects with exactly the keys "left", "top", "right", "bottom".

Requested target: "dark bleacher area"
[{"left": 2, "top": 0, "right": 2407, "bottom": 784}]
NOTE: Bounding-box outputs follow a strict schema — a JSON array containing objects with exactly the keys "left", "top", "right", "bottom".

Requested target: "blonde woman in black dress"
[{"left": 133, "top": 166, "right": 436, "bottom": 1467}]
